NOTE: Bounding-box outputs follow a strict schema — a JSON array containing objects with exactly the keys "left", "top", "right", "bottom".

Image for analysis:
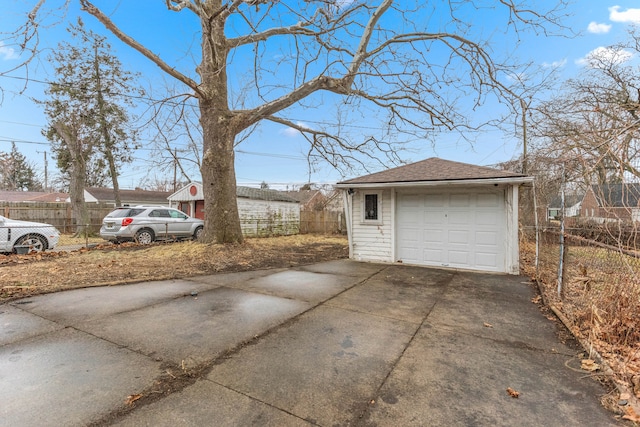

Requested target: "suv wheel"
[
  {"left": 193, "top": 226, "right": 203, "bottom": 241},
  {"left": 135, "top": 229, "right": 155, "bottom": 245}
]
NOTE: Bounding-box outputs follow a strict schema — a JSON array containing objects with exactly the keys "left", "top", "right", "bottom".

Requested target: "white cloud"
[
  {"left": 281, "top": 121, "right": 312, "bottom": 137},
  {"left": 576, "top": 46, "right": 634, "bottom": 67},
  {"left": 0, "top": 42, "right": 18, "bottom": 60},
  {"left": 609, "top": 6, "right": 640, "bottom": 24},
  {"left": 587, "top": 21, "right": 612, "bottom": 34},
  {"left": 542, "top": 58, "right": 568, "bottom": 68},
  {"left": 334, "top": 0, "right": 356, "bottom": 8}
]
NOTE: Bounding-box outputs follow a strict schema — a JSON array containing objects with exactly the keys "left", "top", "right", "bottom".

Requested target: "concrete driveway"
[{"left": 1, "top": 260, "right": 619, "bottom": 426}]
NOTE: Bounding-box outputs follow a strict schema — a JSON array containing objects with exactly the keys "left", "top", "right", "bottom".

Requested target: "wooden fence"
[
  {"left": 1, "top": 202, "right": 346, "bottom": 236},
  {"left": 300, "top": 210, "right": 346, "bottom": 235},
  {"left": 0, "top": 202, "right": 114, "bottom": 234}
]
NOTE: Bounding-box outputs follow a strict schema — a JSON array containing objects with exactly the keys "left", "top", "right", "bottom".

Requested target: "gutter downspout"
[{"left": 342, "top": 189, "right": 354, "bottom": 258}]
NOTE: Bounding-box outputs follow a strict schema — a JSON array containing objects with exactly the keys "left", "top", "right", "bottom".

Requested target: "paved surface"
[{"left": 1, "top": 260, "right": 620, "bottom": 426}]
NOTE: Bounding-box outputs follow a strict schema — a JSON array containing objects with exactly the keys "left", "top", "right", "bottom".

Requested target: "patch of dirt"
[{"left": 0, "top": 234, "right": 349, "bottom": 303}]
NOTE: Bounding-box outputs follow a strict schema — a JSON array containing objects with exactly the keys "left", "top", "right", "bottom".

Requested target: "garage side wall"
[
  {"left": 350, "top": 189, "right": 393, "bottom": 262},
  {"left": 238, "top": 199, "right": 301, "bottom": 237}
]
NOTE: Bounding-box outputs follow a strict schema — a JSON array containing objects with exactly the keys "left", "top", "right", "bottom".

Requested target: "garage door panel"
[
  {"left": 397, "top": 191, "right": 506, "bottom": 272},
  {"left": 475, "top": 231, "right": 498, "bottom": 245},
  {"left": 424, "top": 248, "right": 444, "bottom": 263},
  {"left": 399, "top": 194, "right": 422, "bottom": 208},
  {"left": 475, "top": 252, "right": 499, "bottom": 268},
  {"left": 448, "top": 211, "right": 469, "bottom": 225},
  {"left": 424, "top": 194, "right": 445, "bottom": 207},
  {"left": 448, "top": 230, "right": 469, "bottom": 244},
  {"left": 449, "top": 194, "right": 471, "bottom": 207},
  {"left": 448, "top": 250, "right": 470, "bottom": 266},
  {"left": 423, "top": 213, "right": 445, "bottom": 226},
  {"left": 424, "top": 229, "right": 444, "bottom": 243},
  {"left": 477, "top": 192, "right": 500, "bottom": 207},
  {"left": 476, "top": 211, "right": 499, "bottom": 226}
]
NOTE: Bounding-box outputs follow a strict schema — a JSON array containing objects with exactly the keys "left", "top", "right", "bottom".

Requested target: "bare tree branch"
[{"left": 80, "top": 0, "right": 203, "bottom": 97}]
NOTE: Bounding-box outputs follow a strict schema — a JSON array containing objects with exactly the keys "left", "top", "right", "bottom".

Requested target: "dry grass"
[
  {"left": 522, "top": 237, "right": 640, "bottom": 402},
  {"left": 57, "top": 234, "right": 105, "bottom": 246},
  {"left": 0, "top": 234, "right": 349, "bottom": 302}
]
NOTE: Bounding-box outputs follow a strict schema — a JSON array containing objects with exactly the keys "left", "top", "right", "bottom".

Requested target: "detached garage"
[{"left": 335, "top": 158, "right": 532, "bottom": 274}]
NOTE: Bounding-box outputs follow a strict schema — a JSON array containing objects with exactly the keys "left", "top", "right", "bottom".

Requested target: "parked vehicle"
[
  {"left": 0, "top": 215, "right": 61, "bottom": 253},
  {"left": 99, "top": 206, "right": 204, "bottom": 244}
]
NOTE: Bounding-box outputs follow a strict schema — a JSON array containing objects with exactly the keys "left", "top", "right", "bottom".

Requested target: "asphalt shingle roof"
[
  {"left": 236, "top": 186, "right": 299, "bottom": 203},
  {"left": 337, "top": 157, "right": 526, "bottom": 185},
  {"left": 591, "top": 183, "right": 640, "bottom": 208}
]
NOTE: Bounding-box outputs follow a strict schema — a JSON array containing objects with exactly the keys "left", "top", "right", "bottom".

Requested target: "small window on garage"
[{"left": 362, "top": 192, "right": 382, "bottom": 224}]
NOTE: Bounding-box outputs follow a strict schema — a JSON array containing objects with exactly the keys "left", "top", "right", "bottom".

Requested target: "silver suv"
[{"left": 100, "top": 206, "right": 204, "bottom": 244}]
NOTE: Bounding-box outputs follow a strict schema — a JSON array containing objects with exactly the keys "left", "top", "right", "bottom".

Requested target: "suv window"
[
  {"left": 149, "top": 209, "right": 171, "bottom": 218},
  {"left": 108, "top": 208, "right": 145, "bottom": 218},
  {"left": 169, "top": 210, "right": 188, "bottom": 219}
]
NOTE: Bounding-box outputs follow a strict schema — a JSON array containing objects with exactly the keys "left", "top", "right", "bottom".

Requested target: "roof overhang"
[{"left": 334, "top": 176, "right": 534, "bottom": 189}]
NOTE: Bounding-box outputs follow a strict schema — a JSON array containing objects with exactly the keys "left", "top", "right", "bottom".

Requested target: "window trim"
[{"left": 361, "top": 191, "right": 383, "bottom": 225}]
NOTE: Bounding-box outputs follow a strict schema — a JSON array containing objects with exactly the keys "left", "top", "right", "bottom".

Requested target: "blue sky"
[{"left": 1, "top": 1, "right": 640, "bottom": 190}]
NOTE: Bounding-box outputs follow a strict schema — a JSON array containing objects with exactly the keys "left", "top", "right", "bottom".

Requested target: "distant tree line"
[{"left": 0, "top": 142, "right": 42, "bottom": 191}]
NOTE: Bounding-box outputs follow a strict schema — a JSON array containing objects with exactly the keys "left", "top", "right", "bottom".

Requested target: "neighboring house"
[
  {"left": 0, "top": 191, "right": 68, "bottom": 202},
  {"left": 323, "top": 190, "right": 345, "bottom": 212},
  {"left": 579, "top": 183, "right": 640, "bottom": 223},
  {"left": 547, "top": 194, "right": 583, "bottom": 220},
  {"left": 335, "top": 157, "right": 532, "bottom": 275},
  {"left": 283, "top": 189, "right": 326, "bottom": 211},
  {"left": 84, "top": 187, "right": 171, "bottom": 207},
  {"left": 168, "top": 182, "right": 300, "bottom": 237}
]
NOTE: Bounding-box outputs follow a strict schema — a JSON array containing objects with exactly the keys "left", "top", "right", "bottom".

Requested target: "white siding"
[
  {"left": 238, "top": 198, "right": 300, "bottom": 237},
  {"left": 350, "top": 189, "right": 393, "bottom": 262}
]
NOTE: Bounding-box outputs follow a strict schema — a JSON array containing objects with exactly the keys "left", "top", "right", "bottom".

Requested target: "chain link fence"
[{"left": 521, "top": 212, "right": 640, "bottom": 394}]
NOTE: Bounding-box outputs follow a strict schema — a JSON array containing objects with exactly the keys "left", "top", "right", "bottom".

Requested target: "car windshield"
[{"left": 107, "top": 208, "right": 145, "bottom": 218}]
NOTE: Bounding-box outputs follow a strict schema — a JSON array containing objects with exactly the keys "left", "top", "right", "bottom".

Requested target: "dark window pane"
[{"left": 365, "top": 194, "right": 378, "bottom": 220}]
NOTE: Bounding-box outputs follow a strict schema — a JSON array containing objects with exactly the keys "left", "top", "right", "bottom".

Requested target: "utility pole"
[
  {"left": 37, "top": 150, "right": 48, "bottom": 191},
  {"left": 520, "top": 98, "right": 528, "bottom": 175},
  {"left": 173, "top": 148, "right": 177, "bottom": 193}
]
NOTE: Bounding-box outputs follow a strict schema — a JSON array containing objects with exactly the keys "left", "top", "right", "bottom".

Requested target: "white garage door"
[{"left": 396, "top": 191, "right": 505, "bottom": 272}]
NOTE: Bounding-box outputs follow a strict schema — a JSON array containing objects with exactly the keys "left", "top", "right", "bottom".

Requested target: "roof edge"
[{"left": 335, "top": 176, "right": 534, "bottom": 188}]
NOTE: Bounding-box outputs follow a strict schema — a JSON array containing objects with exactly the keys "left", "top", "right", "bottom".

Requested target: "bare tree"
[
  {"left": 12, "top": 0, "right": 566, "bottom": 243},
  {"left": 532, "top": 27, "right": 640, "bottom": 187},
  {"left": 52, "top": 121, "right": 90, "bottom": 236}
]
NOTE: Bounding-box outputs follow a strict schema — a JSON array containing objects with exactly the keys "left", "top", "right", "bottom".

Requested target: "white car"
[{"left": 0, "top": 215, "right": 61, "bottom": 253}]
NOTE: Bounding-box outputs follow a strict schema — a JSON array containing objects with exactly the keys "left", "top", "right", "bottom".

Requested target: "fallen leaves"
[
  {"left": 506, "top": 387, "right": 520, "bottom": 398},
  {"left": 623, "top": 406, "right": 640, "bottom": 422},
  {"left": 125, "top": 394, "right": 142, "bottom": 405},
  {"left": 580, "top": 359, "right": 600, "bottom": 372},
  {"left": 0, "top": 235, "right": 349, "bottom": 303}
]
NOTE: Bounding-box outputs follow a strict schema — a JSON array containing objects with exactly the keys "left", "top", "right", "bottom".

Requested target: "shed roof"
[
  {"left": 168, "top": 182, "right": 298, "bottom": 203},
  {"left": 85, "top": 187, "right": 171, "bottom": 204},
  {"left": 0, "top": 191, "right": 68, "bottom": 202},
  {"left": 337, "top": 157, "right": 526, "bottom": 185},
  {"left": 237, "top": 186, "right": 298, "bottom": 203},
  {"left": 283, "top": 189, "right": 323, "bottom": 204}
]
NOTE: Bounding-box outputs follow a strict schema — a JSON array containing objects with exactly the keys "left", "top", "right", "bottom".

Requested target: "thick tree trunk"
[
  {"left": 53, "top": 122, "right": 89, "bottom": 237},
  {"left": 197, "top": 6, "right": 243, "bottom": 244},
  {"left": 200, "top": 104, "right": 243, "bottom": 244}
]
